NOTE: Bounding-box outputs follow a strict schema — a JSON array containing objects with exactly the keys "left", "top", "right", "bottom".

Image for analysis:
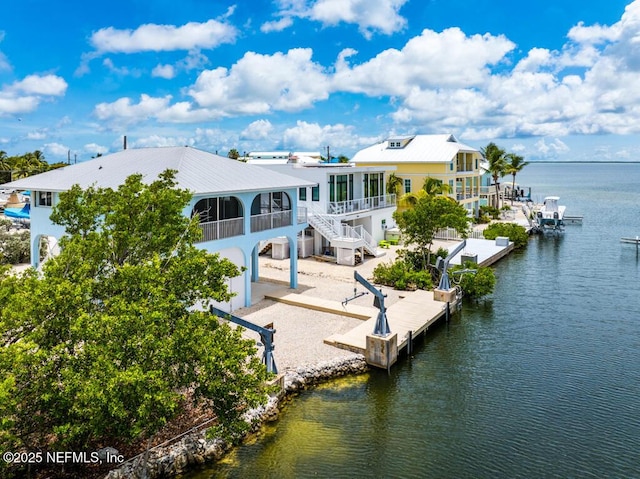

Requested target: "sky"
[{"left": 1, "top": 0, "right": 639, "bottom": 162}]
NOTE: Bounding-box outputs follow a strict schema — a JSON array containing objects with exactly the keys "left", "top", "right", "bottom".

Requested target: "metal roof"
[
  {"left": 4, "top": 146, "right": 314, "bottom": 194},
  {"left": 351, "top": 134, "right": 480, "bottom": 164}
]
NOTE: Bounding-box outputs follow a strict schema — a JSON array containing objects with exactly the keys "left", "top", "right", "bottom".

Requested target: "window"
[
  {"left": 312, "top": 185, "right": 320, "bottom": 201},
  {"left": 192, "top": 197, "right": 243, "bottom": 222},
  {"left": 299, "top": 187, "right": 307, "bottom": 201},
  {"left": 38, "top": 191, "right": 53, "bottom": 207},
  {"left": 450, "top": 162, "right": 454, "bottom": 171},
  {"left": 404, "top": 179, "right": 411, "bottom": 194}
]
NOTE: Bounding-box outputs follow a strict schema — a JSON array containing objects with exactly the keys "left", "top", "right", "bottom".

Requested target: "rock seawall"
[{"left": 104, "top": 354, "right": 367, "bottom": 479}]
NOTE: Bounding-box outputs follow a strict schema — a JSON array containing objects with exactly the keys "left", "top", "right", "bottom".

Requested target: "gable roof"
[
  {"left": 351, "top": 134, "right": 480, "bottom": 164},
  {"left": 4, "top": 146, "right": 314, "bottom": 194}
]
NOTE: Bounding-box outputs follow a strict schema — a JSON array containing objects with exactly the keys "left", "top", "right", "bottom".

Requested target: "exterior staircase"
[{"left": 307, "top": 203, "right": 381, "bottom": 257}]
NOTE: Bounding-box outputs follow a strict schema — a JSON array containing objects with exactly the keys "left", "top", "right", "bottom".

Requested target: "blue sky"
[{"left": 1, "top": 0, "right": 638, "bottom": 162}]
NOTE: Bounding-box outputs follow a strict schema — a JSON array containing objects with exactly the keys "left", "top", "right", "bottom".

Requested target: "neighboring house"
[
  {"left": 351, "top": 134, "right": 483, "bottom": 216},
  {"left": 478, "top": 159, "right": 496, "bottom": 207},
  {"left": 263, "top": 162, "right": 397, "bottom": 265},
  {"left": 4, "top": 146, "right": 314, "bottom": 311},
  {"left": 245, "top": 151, "right": 323, "bottom": 165}
]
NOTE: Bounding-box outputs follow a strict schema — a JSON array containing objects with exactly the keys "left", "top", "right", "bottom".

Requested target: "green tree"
[
  {"left": 0, "top": 171, "right": 269, "bottom": 470},
  {"left": 386, "top": 172, "right": 403, "bottom": 196},
  {"left": 399, "top": 176, "right": 452, "bottom": 208},
  {"left": 394, "top": 195, "right": 470, "bottom": 269},
  {"left": 453, "top": 262, "right": 496, "bottom": 299},
  {"left": 337, "top": 154, "right": 349, "bottom": 163},
  {"left": 504, "top": 153, "right": 529, "bottom": 205},
  {"left": 228, "top": 148, "right": 240, "bottom": 160},
  {"left": 481, "top": 142, "right": 506, "bottom": 209}
]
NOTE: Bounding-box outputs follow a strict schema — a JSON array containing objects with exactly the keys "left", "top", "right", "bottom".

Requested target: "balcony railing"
[
  {"left": 297, "top": 206, "right": 308, "bottom": 224},
  {"left": 197, "top": 217, "right": 244, "bottom": 243},
  {"left": 455, "top": 189, "right": 477, "bottom": 200},
  {"left": 251, "top": 210, "right": 293, "bottom": 232},
  {"left": 328, "top": 194, "right": 396, "bottom": 215}
]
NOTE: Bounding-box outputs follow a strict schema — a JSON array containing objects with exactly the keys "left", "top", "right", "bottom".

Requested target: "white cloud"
[
  {"left": 534, "top": 138, "right": 570, "bottom": 157},
  {"left": 333, "top": 28, "right": 515, "bottom": 96},
  {"left": 310, "top": 0, "right": 408, "bottom": 38},
  {"left": 89, "top": 19, "right": 237, "bottom": 54},
  {"left": 44, "top": 142, "right": 71, "bottom": 157},
  {"left": 83, "top": 143, "right": 109, "bottom": 155},
  {"left": 282, "top": 120, "right": 375, "bottom": 152},
  {"left": 26, "top": 129, "right": 48, "bottom": 140},
  {"left": 93, "top": 94, "right": 173, "bottom": 125},
  {"left": 240, "top": 120, "right": 274, "bottom": 140},
  {"left": 261, "top": 17, "right": 294, "bottom": 33},
  {"left": 152, "top": 64, "right": 176, "bottom": 79},
  {"left": 0, "top": 74, "right": 67, "bottom": 116},
  {"left": 10, "top": 74, "right": 68, "bottom": 96},
  {"left": 0, "top": 31, "right": 9, "bottom": 71},
  {"left": 188, "top": 48, "right": 330, "bottom": 114},
  {"left": 267, "top": 0, "right": 408, "bottom": 38}
]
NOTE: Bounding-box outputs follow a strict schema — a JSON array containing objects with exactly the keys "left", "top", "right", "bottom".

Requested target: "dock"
[{"left": 324, "top": 289, "right": 449, "bottom": 354}]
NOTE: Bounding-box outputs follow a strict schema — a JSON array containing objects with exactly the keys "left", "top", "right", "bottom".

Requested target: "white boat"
[{"left": 534, "top": 196, "right": 566, "bottom": 232}]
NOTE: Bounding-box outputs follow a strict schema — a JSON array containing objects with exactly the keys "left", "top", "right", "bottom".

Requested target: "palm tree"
[
  {"left": 481, "top": 142, "right": 506, "bottom": 209},
  {"left": 504, "top": 153, "right": 529, "bottom": 205},
  {"left": 0, "top": 151, "right": 10, "bottom": 183},
  {"left": 422, "top": 177, "right": 451, "bottom": 196},
  {"left": 399, "top": 177, "right": 453, "bottom": 208},
  {"left": 386, "top": 173, "right": 403, "bottom": 196}
]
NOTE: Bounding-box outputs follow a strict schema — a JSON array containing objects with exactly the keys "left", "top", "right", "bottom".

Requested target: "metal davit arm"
[
  {"left": 352, "top": 271, "right": 391, "bottom": 337},
  {"left": 210, "top": 306, "right": 278, "bottom": 374}
]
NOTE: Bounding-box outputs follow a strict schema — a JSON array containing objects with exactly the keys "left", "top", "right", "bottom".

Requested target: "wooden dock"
[{"left": 324, "top": 289, "right": 450, "bottom": 355}]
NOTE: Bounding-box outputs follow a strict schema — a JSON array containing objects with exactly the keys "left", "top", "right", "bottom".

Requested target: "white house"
[
  {"left": 260, "top": 162, "right": 397, "bottom": 265},
  {"left": 4, "top": 146, "right": 315, "bottom": 311}
]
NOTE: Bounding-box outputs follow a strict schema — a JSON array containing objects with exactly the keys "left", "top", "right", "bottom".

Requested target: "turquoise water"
[{"left": 187, "top": 163, "right": 640, "bottom": 478}]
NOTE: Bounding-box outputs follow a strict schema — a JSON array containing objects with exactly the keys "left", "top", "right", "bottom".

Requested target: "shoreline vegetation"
[{"left": 104, "top": 356, "right": 369, "bottom": 479}]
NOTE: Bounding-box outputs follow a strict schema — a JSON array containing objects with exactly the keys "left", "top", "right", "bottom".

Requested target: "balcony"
[
  {"left": 455, "top": 189, "right": 478, "bottom": 201},
  {"left": 251, "top": 210, "right": 293, "bottom": 233},
  {"left": 197, "top": 217, "right": 244, "bottom": 243},
  {"left": 328, "top": 194, "right": 396, "bottom": 215}
]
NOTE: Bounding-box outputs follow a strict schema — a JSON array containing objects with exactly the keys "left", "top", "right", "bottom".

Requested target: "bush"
[
  {"left": 0, "top": 230, "right": 31, "bottom": 265},
  {"left": 453, "top": 262, "right": 496, "bottom": 299},
  {"left": 479, "top": 205, "right": 500, "bottom": 220},
  {"left": 372, "top": 259, "right": 433, "bottom": 291},
  {"left": 483, "top": 222, "right": 529, "bottom": 249}
]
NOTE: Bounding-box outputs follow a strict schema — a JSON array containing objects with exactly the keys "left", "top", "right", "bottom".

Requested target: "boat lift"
[
  {"left": 342, "top": 271, "right": 391, "bottom": 337},
  {"left": 210, "top": 306, "right": 278, "bottom": 374},
  {"left": 435, "top": 240, "right": 467, "bottom": 291}
]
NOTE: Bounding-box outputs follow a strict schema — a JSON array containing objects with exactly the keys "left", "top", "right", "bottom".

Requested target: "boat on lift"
[{"left": 534, "top": 196, "right": 566, "bottom": 232}]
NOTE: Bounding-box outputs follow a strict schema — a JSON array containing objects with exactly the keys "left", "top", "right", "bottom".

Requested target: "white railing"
[
  {"left": 434, "top": 227, "right": 485, "bottom": 241},
  {"left": 297, "top": 206, "right": 308, "bottom": 224},
  {"left": 197, "top": 217, "right": 244, "bottom": 242},
  {"left": 250, "top": 210, "right": 293, "bottom": 232},
  {"left": 328, "top": 194, "right": 396, "bottom": 215}
]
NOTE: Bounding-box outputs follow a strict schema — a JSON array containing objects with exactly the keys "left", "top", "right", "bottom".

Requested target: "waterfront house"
[
  {"left": 4, "top": 146, "right": 314, "bottom": 311},
  {"left": 351, "top": 134, "right": 483, "bottom": 216},
  {"left": 260, "top": 160, "right": 397, "bottom": 265}
]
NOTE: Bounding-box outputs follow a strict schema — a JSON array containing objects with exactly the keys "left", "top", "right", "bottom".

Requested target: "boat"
[
  {"left": 3, "top": 202, "right": 30, "bottom": 220},
  {"left": 533, "top": 196, "right": 566, "bottom": 232}
]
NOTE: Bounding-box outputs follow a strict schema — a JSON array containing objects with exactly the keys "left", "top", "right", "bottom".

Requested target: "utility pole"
[{"left": 326, "top": 145, "right": 330, "bottom": 162}]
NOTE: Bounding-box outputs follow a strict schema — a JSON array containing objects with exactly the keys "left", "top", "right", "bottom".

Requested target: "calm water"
[{"left": 188, "top": 163, "right": 640, "bottom": 479}]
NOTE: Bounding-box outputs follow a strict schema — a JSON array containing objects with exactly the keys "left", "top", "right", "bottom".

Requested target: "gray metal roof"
[
  {"left": 4, "top": 146, "right": 315, "bottom": 194},
  {"left": 351, "top": 134, "right": 480, "bottom": 164}
]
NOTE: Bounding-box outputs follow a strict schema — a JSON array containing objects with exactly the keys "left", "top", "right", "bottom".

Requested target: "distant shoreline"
[{"left": 527, "top": 160, "right": 640, "bottom": 164}]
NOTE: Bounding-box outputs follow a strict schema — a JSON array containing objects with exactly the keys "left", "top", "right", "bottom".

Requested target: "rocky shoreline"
[{"left": 104, "top": 354, "right": 368, "bottom": 479}]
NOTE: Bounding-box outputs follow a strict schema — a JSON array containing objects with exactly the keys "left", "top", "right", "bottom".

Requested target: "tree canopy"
[
  {"left": 0, "top": 171, "right": 269, "bottom": 474},
  {"left": 0, "top": 150, "right": 66, "bottom": 183},
  {"left": 394, "top": 195, "right": 470, "bottom": 269}
]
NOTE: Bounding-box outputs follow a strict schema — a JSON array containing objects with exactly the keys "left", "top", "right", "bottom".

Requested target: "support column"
[
  {"left": 288, "top": 235, "right": 298, "bottom": 289},
  {"left": 30, "top": 235, "right": 40, "bottom": 269},
  {"left": 251, "top": 245, "right": 259, "bottom": 282},
  {"left": 244, "top": 249, "right": 252, "bottom": 308}
]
